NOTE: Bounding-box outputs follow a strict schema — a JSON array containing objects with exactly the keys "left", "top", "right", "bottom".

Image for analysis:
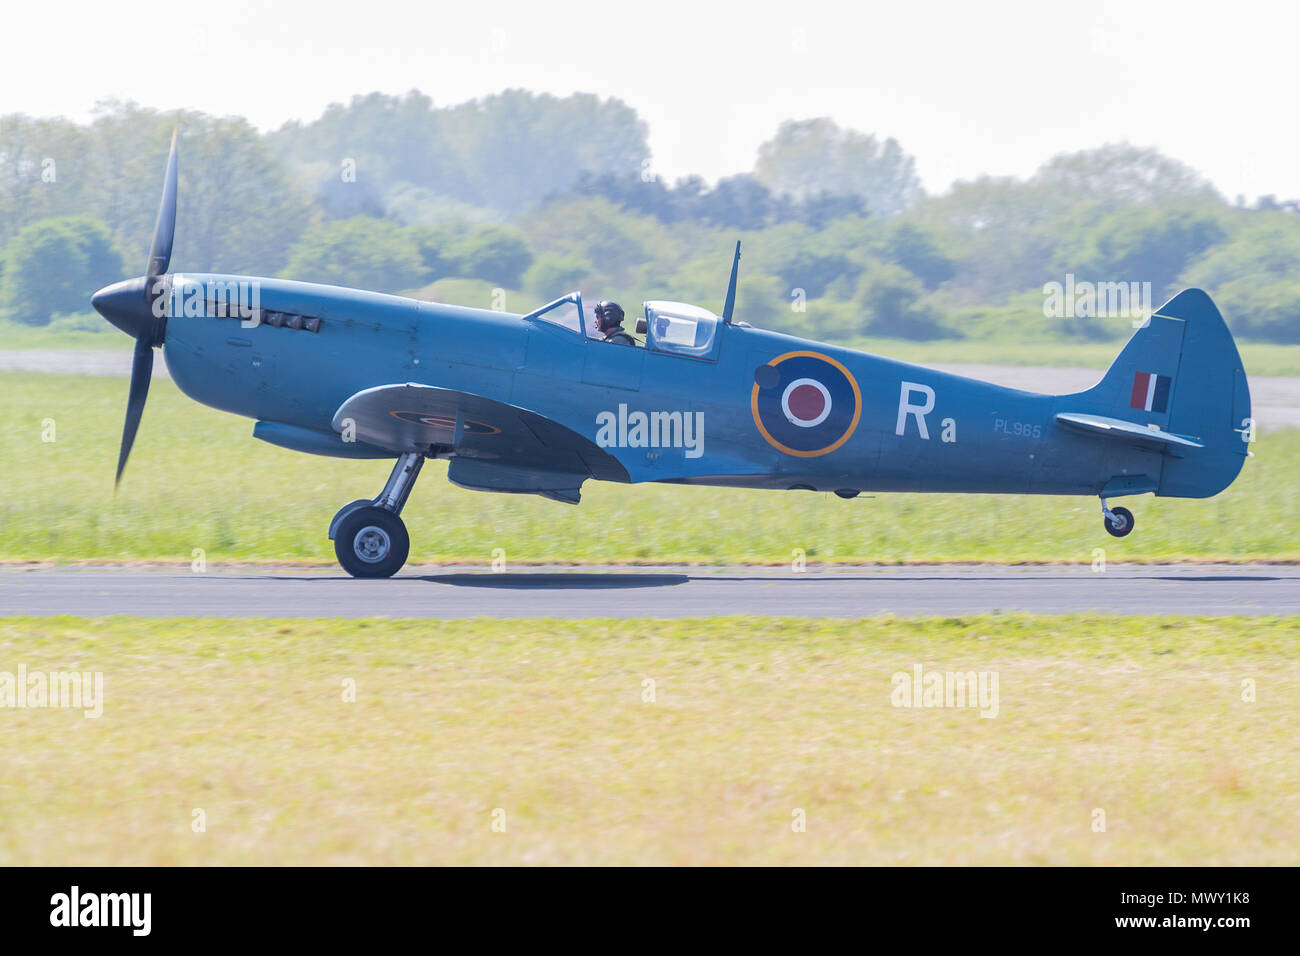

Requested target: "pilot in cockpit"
[{"left": 594, "top": 300, "right": 637, "bottom": 346}]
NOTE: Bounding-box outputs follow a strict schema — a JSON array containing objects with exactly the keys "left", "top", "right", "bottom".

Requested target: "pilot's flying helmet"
[{"left": 594, "top": 300, "right": 625, "bottom": 329}]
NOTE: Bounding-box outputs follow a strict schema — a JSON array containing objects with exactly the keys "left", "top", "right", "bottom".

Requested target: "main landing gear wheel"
[
  {"left": 335, "top": 507, "right": 409, "bottom": 578},
  {"left": 330, "top": 452, "right": 425, "bottom": 578},
  {"left": 1103, "top": 505, "right": 1134, "bottom": 538}
]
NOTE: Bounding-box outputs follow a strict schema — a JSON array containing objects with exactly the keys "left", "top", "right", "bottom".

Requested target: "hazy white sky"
[{"left": 3, "top": 0, "right": 1294, "bottom": 199}]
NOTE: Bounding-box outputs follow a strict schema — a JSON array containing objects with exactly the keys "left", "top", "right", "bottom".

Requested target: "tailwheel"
[
  {"left": 1103, "top": 505, "right": 1134, "bottom": 538},
  {"left": 335, "top": 506, "right": 409, "bottom": 578}
]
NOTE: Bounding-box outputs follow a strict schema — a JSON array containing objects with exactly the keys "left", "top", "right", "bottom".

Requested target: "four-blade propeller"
[{"left": 90, "top": 129, "right": 178, "bottom": 487}]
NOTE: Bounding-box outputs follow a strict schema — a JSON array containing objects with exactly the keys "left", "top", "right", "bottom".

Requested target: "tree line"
[{"left": 1, "top": 92, "right": 1297, "bottom": 343}]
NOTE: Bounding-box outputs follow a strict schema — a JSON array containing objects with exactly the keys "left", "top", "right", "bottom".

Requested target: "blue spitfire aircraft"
[{"left": 92, "top": 135, "right": 1253, "bottom": 577}]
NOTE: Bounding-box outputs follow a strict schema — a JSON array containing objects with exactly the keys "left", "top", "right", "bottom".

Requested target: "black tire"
[
  {"left": 334, "top": 506, "right": 409, "bottom": 578},
  {"left": 1104, "top": 506, "right": 1134, "bottom": 538}
]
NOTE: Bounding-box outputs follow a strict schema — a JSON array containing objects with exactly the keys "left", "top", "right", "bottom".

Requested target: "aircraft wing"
[
  {"left": 1055, "top": 412, "right": 1205, "bottom": 450},
  {"left": 332, "top": 383, "right": 628, "bottom": 502}
]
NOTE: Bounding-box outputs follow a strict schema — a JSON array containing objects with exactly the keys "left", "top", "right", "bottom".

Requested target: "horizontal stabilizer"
[{"left": 1055, "top": 412, "right": 1204, "bottom": 450}]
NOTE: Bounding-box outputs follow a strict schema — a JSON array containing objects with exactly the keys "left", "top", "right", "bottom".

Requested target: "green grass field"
[
  {"left": 8, "top": 315, "right": 1300, "bottom": 376},
  {"left": 0, "top": 317, "right": 130, "bottom": 350},
  {"left": 1, "top": 372, "right": 1295, "bottom": 565},
  {"left": 1, "top": 614, "right": 1294, "bottom": 865}
]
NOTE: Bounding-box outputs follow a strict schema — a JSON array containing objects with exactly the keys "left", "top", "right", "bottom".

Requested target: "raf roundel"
[
  {"left": 389, "top": 410, "right": 501, "bottom": 435},
  {"left": 751, "top": 350, "right": 861, "bottom": 457}
]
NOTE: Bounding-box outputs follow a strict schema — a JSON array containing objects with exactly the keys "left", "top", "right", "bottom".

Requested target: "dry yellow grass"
[{"left": 0, "top": 615, "right": 1296, "bottom": 865}]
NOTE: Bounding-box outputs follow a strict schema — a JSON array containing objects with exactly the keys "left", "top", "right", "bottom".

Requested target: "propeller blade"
[
  {"left": 116, "top": 338, "right": 154, "bottom": 487},
  {"left": 146, "top": 129, "right": 179, "bottom": 278}
]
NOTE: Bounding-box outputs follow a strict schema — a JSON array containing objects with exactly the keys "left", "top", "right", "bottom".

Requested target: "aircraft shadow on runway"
[
  {"left": 417, "top": 573, "right": 690, "bottom": 590},
  {"left": 1144, "top": 575, "right": 1281, "bottom": 582},
  {"left": 417, "top": 572, "right": 1281, "bottom": 588},
  {"left": 222, "top": 571, "right": 1280, "bottom": 586}
]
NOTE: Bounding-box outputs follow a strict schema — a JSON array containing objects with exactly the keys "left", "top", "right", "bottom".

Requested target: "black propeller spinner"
[{"left": 90, "top": 129, "right": 178, "bottom": 486}]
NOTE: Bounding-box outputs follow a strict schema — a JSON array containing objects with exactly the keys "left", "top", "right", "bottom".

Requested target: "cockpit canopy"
[
  {"left": 524, "top": 292, "right": 586, "bottom": 334},
  {"left": 641, "top": 301, "right": 721, "bottom": 358},
  {"left": 523, "top": 293, "right": 723, "bottom": 360}
]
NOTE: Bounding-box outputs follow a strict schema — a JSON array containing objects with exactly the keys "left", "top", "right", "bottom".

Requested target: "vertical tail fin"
[{"left": 1081, "top": 289, "right": 1251, "bottom": 498}]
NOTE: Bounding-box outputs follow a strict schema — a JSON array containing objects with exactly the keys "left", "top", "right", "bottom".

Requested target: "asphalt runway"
[
  {"left": 7, "top": 350, "right": 1299, "bottom": 430},
  {"left": 2, "top": 565, "right": 1296, "bottom": 618}
]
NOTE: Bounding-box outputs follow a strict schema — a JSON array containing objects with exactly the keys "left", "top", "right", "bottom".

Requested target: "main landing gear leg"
[
  {"left": 330, "top": 452, "right": 424, "bottom": 578},
  {"left": 1101, "top": 497, "right": 1134, "bottom": 538}
]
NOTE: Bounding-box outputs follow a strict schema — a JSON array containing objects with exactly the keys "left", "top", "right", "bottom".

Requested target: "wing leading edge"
[{"left": 331, "top": 383, "right": 629, "bottom": 502}]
